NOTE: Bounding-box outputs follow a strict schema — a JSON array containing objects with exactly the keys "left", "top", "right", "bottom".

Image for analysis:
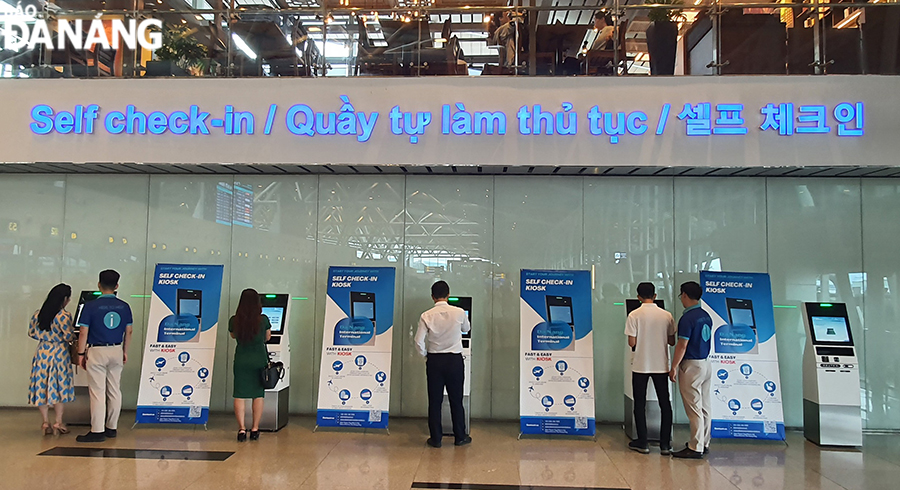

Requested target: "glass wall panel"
[
  {"left": 492, "top": 177, "right": 584, "bottom": 419},
  {"left": 861, "top": 180, "right": 900, "bottom": 429},
  {"left": 401, "top": 176, "right": 494, "bottom": 418},
  {"left": 673, "top": 177, "right": 768, "bottom": 423},
  {"left": 146, "top": 176, "right": 235, "bottom": 412},
  {"left": 767, "top": 178, "right": 864, "bottom": 428},
  {"left": 62, "top": 175, "right": 150, "bottom": 408},
  {"left": 315, "top": 176, "right": 406, "bottom": 415},
  {"left": 229, "top": 176, "right": 318, "bottom": 413},
  {"left": 0, "top": 176, "right": 65, "bottom": 407},
  {"left": 584, "top": 178, "right": 674, "bottom": 421}
]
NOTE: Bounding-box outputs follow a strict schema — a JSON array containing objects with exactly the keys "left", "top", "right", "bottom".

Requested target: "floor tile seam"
[
  {"left": 592, "top": 447, "right": 631, "bottom": 489},
  {"left": 294, "top": 439, "right": 346, "bottom": 487}
]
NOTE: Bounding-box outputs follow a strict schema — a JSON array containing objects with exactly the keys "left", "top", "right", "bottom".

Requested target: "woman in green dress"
[{"left": 229, "top": 288, "right": 271, "bottom": 442}]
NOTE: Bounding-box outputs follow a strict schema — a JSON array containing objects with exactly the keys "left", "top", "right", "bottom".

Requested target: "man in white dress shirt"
[
  {"left": 625, "top": 282, "right": 676, "bottom": 455},
  {"left": 414, "top": 280, "right": 472, "bottom": 448}
]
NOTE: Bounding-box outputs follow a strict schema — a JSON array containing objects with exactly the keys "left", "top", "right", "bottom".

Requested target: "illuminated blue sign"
[{"left": 28, "top": 97, "right": 865, "bottom": 145}]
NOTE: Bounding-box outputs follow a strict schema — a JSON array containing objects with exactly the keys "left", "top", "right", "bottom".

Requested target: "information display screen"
[
  {"left": 263, "top": 306, "right": 285, "bottom": 334},
  {"left": 810, "top": 316, "right": 852, "bottom": 344}
]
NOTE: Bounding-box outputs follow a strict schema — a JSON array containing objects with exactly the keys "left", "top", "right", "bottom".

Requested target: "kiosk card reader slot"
[
  {"left": 623, "top": 299, "right": 670, "bottom": 442},
  {"left": 802, "top": 302, "right": 862, "bottom": 446},
  {"left": 442, "top": 296, "right": 472, "bottom": 436},
  {"left": 244, "top": 293, "right": 291, "bottom": 431},
  {"left": 69, "top": 290, "right": 104, "bottom": 425}
]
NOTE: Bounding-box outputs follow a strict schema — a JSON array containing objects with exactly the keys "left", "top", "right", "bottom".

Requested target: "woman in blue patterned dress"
[{"left": 28, "top": 283, "right": 75, "bottom": 435}]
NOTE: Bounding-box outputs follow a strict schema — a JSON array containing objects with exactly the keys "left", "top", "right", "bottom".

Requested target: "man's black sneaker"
[
  {"left": 76, "top": 431, "right": 106, "bottom": 443},
  {"left": 104, "top": 428, "right": 117, "bottom": 438},
  {"left": 671, "top": 447, "right": 703, "bottom": 459},
  {"left": 684, "top": 442, "right": 709, "bottom": 455},
  {"left": 454, "top": 436, "right": 472, "bottom": 446},
  {"left": 660, "top": 445, "right": 672, "bottom": 456},
  {"left": 426, "top": 438, "right": 442, "bottom": 448},
  {"left": 628, "top": 440, "right": 650, "bottom": 454}
]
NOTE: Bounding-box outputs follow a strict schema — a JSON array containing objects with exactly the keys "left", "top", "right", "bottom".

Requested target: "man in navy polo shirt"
[
  {"left": 75, "top": 270, "right": 133, "bottom": 443},
  {"left": 669, "top": 281, "right": 712, "bottom": 459}
]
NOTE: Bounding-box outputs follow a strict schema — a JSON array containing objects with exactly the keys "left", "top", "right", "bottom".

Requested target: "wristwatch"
[{"left": 78, "top": 352, "right": 85, "bottom": 356}]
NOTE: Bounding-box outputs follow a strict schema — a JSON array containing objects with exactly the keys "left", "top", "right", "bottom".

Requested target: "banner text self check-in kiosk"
[
  {"left": 69, "top": 291, "right": 102, "bottom": 425},
  {"left": 802, "top": 302, "right": 862, "bottom": 446},
  {"left": 623, "top": 299, "right": 670, "bottom": 442},
  {"left": 244, "top": 293, "right": 291, "bottom": 431},
  {"left": 441, "top": 296, "right": 472, "bottom": 436}
]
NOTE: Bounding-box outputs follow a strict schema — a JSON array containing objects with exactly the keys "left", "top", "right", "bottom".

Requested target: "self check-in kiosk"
[
  {"left": 69, "top": 290, "right": 102, "bottom": 425},
  {"left": 441, "top": 296, "right": 472, "bottom": 436},
  {"left": 623, "top": 299, "right": 670, "bottom": 442},
  {"left": 802, "top": 302, "right": 862, "bottom": 446},
  {"left": 244, "top": 293, "right": 291, "bottom": 431}
]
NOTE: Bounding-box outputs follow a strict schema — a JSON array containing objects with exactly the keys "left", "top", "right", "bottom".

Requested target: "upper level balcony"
[{"left": 1, "top": 0, "right": 898, "bottom": 79}]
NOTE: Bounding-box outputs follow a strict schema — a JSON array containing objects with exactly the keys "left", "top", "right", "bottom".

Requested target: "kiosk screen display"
[
  {"left": 263, "top": 307, "right": 285, "bottom": 334},
  {"left": 810, "top": 316, "right": 852, "bottom": 344},
  {"left": 75, "top": 291, "right": 103, "bottom": 326}
]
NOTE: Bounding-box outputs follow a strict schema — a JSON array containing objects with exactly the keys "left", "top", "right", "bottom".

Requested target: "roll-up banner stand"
[
  {"left": 316, "top": 266, "right": 396, "bottom": 430},
  {"left": 136, "top": 264, "right": 224, "bottom": 425},
  {"left": 699, "top": 271, "right": 786, "bottom": 441},
  {"left": 519, "top": 269, "right": 595, "bottom": 437}
]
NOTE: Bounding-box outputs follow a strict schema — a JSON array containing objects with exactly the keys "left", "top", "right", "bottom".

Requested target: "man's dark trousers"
[
  {"left": 632, "top": 372, "right": 672, "bottom": 447},
  {"left": 426, "top": 353, "right": 466, "bottom": 443}
]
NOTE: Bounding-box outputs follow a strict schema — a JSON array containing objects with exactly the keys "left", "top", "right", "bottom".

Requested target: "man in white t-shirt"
[{"left": 624, "top": 282, "right": 676, "bottom": 454}]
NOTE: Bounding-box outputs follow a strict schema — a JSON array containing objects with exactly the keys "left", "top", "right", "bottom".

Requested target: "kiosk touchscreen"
[
  {"left": 244, "top": 293, "right": 291, "bottom": 431},
  {"left": 623, "top": 299, "right": 670, "bottom": 442},
  {"left": 69, "top": 291, "right": 104, "bottom": 425},
  {"left": 441, "top": 296, "right": 472, "bottom": 436},
  {"left": 802, "top": 302, "right": 862, "bottom": 446}
]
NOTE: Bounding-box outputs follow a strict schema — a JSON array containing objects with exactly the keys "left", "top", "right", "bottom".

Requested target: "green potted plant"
[
  {"left": 645, "top": 0, "right": 683, "bottom": 75},
  {"left": 146, "top": 25, "right": 209, "bottom": 77}
]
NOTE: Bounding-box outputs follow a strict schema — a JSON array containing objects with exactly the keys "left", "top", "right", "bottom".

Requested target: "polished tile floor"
[{"left": 4, "top": 408, "right": 899, "bottom": 490}]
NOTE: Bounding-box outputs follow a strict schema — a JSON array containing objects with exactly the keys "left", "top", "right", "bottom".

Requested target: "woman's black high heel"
[
  {"left": 237, "top": 429, "right": 247, "bottom": 442},
  {"left": 249, "top": 430, "right": 260, "bottom": 441}
]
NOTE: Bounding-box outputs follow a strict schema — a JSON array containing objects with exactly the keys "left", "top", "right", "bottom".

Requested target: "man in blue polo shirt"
[
  {"left": 669, "top": 281, "right": 712, "bottom": 459},
  {"left": 75, "top": 270, "right": 133, "bottom": 443}
]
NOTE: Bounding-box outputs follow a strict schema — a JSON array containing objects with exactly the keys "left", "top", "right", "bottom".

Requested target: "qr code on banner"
[
  {"left": 189, "top": 405, "right": 202, "bottom": 418},
  {"left": 369, "top": 410, "right": 382, "bottom": 423},
  {"left": 764, "top": 421, "right": 776, "bottom": 433},
  {"left": 575, "top": 417, "right": 588, "bottom": 429}
]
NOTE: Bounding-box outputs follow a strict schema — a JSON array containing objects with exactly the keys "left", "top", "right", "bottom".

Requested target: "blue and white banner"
[
  {"left": 136, "top": 263, "right": 224, "bottom": 424},
  {"left": 700, "top": 271, "right": 785, "bottom": 440},
  {"left": 316, "top": 266, "right": 395, "bottom": 429},
  {"left": 519, "top": 269, "right": 595, "bottom": 436}
]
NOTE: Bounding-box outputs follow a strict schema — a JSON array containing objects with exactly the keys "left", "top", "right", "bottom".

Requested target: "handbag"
[
  {"left": 68, "top": 341, "right": 80, "bottom": 365},
  {"left": 260, "top": 346, "right": 284, "bottom": 390}
]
